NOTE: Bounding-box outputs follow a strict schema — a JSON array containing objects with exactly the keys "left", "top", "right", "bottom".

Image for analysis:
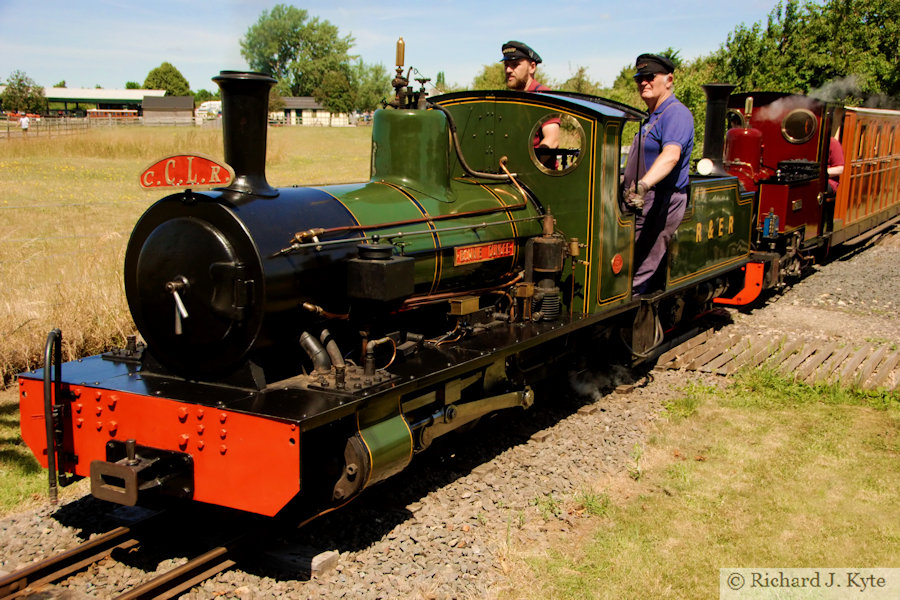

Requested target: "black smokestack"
[
  {"left": 212, "top": 71, "right": 278, "bottom": 198},
  {"left": 702, "top": 83, "right": 736, "bottom": 174}
]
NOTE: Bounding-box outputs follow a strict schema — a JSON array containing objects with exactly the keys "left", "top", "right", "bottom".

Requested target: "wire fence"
[{"left": 0, "top": 115, "right": 143, "bottom": 139}]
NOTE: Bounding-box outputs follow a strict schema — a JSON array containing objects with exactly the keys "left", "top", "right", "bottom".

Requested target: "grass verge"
[{"left": 517, "top": 368, "right": 899, "bottom": 599}]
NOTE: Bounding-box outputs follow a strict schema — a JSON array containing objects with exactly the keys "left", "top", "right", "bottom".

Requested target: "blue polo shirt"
[{"left": 641, "top": 95, "right": 694, "bottom": 192}]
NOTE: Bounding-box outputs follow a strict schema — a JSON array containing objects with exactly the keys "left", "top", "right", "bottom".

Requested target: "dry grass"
[{"left": 0, "top": 125, "right": 371, "bottom": 386}]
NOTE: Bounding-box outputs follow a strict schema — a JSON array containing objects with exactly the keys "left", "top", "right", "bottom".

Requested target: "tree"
[
  {"left": 54, "top": 80, "right": 66, "bottom": 88},
  {"left": 710, "top": 0, "right": 900, "bottom": 104},
  {"left": 350, "top": 59, "right": 390, "bottom": 111},
  {"left": 268, "top": 87, "right": 285, "bottom": 114},
  {"left": 193, "top": 88, "right": 219, "bottom": 104},
  {"left": 125, "top": 81, "right": 141, "bottom": 89},
  {"left": 143, "top": 62, "right": 191, "bottom": 96},
  {"left": 434, "top": 71, "right": 448, "bottom": 93},
  {"left": 559, "top": 66, "right": 602, "bottom": 95},
  {"left": 314, "top": 71, "right": 353, "bottom": 123},
  {"left": 471, "top": 63, "right": 507, "bottom": 90},
  {"left": 240, "top": 4, "right": 355, "bottom": 98},
  {"left": 1, "top": 70, "right": 46, "bottom": 113}
]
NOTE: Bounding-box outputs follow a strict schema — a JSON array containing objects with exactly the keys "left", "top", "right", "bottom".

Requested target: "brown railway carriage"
[{"left": 833, "top": 106, "right": 900, "bottom": 244}]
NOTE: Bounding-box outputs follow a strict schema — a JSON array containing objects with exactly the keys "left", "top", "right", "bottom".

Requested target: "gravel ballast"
[{"left": 1, "top": 228, "right": 897, "bottom": 599}]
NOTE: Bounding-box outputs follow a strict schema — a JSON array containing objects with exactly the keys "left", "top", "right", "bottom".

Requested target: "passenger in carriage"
[
  {"left": 500, "top": 40, "right": 560, "bottom": 164},
  {"left": 827, "top": 136, "right": 844, "bottom": 192},
  {"left": 622, "top": 53, "right": 694, "bottom": 295}
]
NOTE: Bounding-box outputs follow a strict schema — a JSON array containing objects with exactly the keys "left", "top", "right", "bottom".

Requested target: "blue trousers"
[{"left": 632, "top": 188, "right": 687, "bottom": 294}]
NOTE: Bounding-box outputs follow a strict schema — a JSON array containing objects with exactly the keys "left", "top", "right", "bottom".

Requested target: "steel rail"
[
  {"left": 114, "top": 534, "right": 249, "bottom": 600},
  {"left": 0, "top": 525, "right": 139, "bottom": 598}
]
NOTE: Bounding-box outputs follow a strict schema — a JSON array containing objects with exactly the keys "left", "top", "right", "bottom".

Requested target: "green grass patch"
[
  {"left": 0, "top": 387, "right": 89, "bottom": 514},
  {"left": 575, "top": 488, "right": 611, "bottom": 517},
  {"left": 520, "top": 369, "right": 899, "bottom": 599}
]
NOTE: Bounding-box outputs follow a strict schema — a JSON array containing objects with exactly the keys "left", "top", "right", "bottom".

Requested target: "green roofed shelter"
[{"left": 0, "top": 86, "right": 166, "bottom": 113}]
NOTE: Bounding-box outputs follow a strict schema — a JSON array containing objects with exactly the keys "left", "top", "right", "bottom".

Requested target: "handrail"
[{"left": 43, "top": 329, "right": 62, "bottom": 504}]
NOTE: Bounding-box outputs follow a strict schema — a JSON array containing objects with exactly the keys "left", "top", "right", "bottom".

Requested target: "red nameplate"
[
  {"left": 140, "top": 154, "right": 234, "bottom": 189},
  {"left": 454, "top": 240, "right": 515, "bottom": 266}
]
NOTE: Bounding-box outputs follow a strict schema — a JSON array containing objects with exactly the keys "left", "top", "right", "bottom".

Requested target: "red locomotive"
[{"left": 708, "top": 88, "right": 900, "bottom": 280}]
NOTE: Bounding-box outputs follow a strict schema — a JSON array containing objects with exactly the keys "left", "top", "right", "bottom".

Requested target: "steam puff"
[
  {"left": 810, "top": 75, "right": 899, "bottom": 109},
  {"left": 569, "top": 365, "right": 633, "bottom": 400}
]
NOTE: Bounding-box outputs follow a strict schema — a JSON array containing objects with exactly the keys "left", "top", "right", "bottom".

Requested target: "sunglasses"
[{"left": 633, "top": 73, "right": 659, "bottom": 83}]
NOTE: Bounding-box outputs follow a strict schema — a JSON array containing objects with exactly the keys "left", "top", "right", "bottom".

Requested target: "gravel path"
[{"left": 1, "top": 227, "right": 897, "bottom": 599}]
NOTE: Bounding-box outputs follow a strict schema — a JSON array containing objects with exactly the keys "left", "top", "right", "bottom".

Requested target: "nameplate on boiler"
[
  {"left": 454, "top": 240, "right": 515, "bottom": 266},
  {"left": 140, "top": 154, "right": 234, "bottom": 189}
]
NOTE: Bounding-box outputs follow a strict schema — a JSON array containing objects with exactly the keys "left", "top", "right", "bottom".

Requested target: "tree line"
[{"left": 3, "top": 0, "right": 896, "bottom": 127}]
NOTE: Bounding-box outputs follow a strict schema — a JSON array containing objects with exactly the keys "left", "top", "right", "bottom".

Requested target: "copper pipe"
[
  {"left": 302, "top": 302, "right": 349, "bottom": 320},
  {"left": 364, "top": 337, "right": 397, "bottom": 376},
  {"left": 499, "top": 157, "right": 528, "bottom": 205},
  {"left": 399, "top": 272, "right": 524, "bottom": 309}
]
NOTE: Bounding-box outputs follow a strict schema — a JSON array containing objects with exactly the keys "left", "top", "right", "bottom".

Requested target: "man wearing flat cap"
[
  {"left": 500, "top": 41, "right": 560, "bottom": 163},
  {"left": 622, "top": 52, "right": 694, "bottom": 295}
]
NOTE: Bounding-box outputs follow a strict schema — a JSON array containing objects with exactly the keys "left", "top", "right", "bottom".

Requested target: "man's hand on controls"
[{"left": 624, "top": 180, "right": 650, "bottom": 211}]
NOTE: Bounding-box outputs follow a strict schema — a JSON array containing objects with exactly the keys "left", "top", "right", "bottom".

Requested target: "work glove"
[{"left": 623, "top": 180, "right": 650, "bottom": 212}]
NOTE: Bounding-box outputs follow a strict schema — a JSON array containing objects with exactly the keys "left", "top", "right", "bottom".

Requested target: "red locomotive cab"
[{"left": 724, "top": 125, "right": 764, "bottom": 191}]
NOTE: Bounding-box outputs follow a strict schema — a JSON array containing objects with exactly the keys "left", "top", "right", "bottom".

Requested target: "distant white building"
[
  {"left": 276, "top": 97, "right": 351, "bottom": 127},
  {"left": 196, "top": 100, "right": 222, "bottom": 119}
]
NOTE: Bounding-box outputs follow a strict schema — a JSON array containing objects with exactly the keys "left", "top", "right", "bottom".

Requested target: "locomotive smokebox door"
[{"left": 346, "top": 243, "right": 414, "bottom": 302}]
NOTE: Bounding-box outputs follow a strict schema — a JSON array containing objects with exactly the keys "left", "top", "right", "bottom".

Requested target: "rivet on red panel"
[{"left": 178, "top": 408, "right": 189, "bottom": 422}]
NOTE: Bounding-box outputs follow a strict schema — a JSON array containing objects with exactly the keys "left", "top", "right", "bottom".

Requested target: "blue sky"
[{"left": 1, "top": 0, "right": 784, "bottom": 93}]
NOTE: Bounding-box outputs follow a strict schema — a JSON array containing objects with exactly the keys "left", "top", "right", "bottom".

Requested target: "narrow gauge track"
[
  {"left": 0, "top": 512, "right": 256, "bottom": 600},
  {"left": 657, "top": 227, "right": 900, "bottom": 390}
]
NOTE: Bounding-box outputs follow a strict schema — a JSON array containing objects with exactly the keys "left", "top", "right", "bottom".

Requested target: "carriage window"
[
  {"left": 781, "top": 109, "right": 817, "bottom": 144},
  {"left": 873, "top": 126, "right": 882, "bottom": 156},
  {"left": 530, "top": 114, "right": 585, "bottom": 175},
  {"left": 856, "top": 125, "right": 867, "bottom": 159}
]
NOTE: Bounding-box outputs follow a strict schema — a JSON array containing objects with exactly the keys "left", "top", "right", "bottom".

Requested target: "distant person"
[
  {"left": 621, "top": 53, "right": 694, "bottom": 295},
  {"left": 827, "top": 136, "right": 844, "bottom": 192},
  {"left": 500, "top": 40, "right": 559, "bottom": 163},
  {"left": 20, "top": 114, "right": 29, "bottom": 136}
]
